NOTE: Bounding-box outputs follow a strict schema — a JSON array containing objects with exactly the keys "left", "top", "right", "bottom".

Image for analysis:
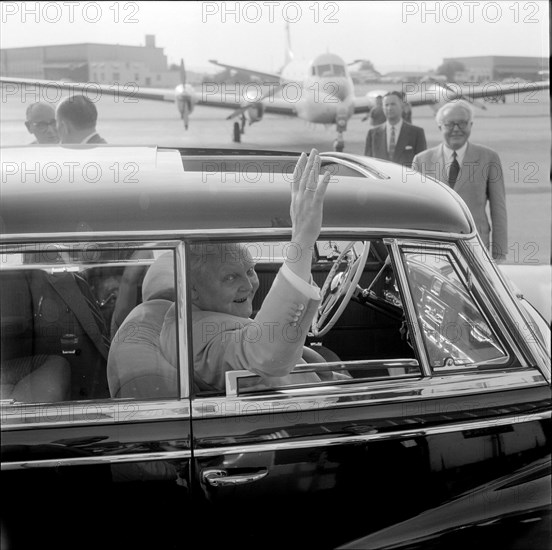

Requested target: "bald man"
[{"left": 25, "top": 102, "right": 59, "bottom": 144}]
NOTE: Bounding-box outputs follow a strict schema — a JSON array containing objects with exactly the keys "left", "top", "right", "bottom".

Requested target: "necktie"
[
  {"left": 73, "top": 272, "right": 111, "bottom": 351},
  {"left": 388, "top": 126, "right": 396, "bottom": 159},
  {"left": 448, "top": 151, "right": 460, "bottom": 187}
]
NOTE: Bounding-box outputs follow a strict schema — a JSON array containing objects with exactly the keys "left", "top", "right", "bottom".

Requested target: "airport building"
[
  {"left": 444, "top": 56, "right": 549, "bottom": 82},
  {"left": 0, "top": 35, "right": 181, "bottom": 87}
]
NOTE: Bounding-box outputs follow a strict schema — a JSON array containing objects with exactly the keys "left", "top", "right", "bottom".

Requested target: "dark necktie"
[
  {"left": 388, "top": 125, "right": 396, "bottom": 159},
  {"left": 73, "top": 272, "right": 111, "bottom": 351},
  {"left": 448, "top": 151, "right": 460, "bottom": 187}
]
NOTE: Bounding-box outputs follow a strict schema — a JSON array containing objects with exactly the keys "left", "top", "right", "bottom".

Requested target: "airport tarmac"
[{"left": 1, "top": 86, "right": 550, "bottom": 263}]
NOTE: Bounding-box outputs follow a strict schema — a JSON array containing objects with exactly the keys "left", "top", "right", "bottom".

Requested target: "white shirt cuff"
[{"left": 280, "top": 263, "right": 321, "bottom": 300}]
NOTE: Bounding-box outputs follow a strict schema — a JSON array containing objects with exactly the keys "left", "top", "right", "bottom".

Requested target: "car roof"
[{"left": 0, "top": 146, "right": 473, "bottom": 237}]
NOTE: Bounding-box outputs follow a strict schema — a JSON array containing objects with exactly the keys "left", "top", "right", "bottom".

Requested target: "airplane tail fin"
[{"left": 278, "top": 22, "right": 294, "bottom": 73}]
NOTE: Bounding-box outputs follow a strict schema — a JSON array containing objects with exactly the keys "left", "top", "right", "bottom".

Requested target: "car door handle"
[{"left": 202, "top": 468, "right": 268, "bottom": 487}]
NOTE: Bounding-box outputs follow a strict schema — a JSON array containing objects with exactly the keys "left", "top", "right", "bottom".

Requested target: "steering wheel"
[{"left": 311, "top": 242, "right": 370, "bottom": 337}]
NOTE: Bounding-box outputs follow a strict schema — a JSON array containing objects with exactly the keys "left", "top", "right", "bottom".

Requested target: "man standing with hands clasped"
[
  {"left": 412, "top": 100, "right": 507, "bottom": 261},
  {"left": 364, "top": 91, "right": 426, "bottom": 167}
]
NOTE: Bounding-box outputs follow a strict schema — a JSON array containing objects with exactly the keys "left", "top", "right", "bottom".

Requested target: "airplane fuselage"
[{"left": 281, "top": 53, "right": 355, "bottom": 127}]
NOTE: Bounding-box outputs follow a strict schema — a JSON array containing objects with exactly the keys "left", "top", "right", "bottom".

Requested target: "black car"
[{"left": 1, "top": 146, "right": 550, "bottom": 550}]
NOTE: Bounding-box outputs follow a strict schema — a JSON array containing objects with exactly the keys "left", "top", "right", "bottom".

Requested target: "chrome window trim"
[
  {"left": 191, "top": 369, "right": 547, "bottom": 419},
  {"left": 0, "top": 240, "right": 182, "bottom": 252},
  {"left": 0, "top": 227, "right": 477, "bottom": 244},
  {"left": 0, "top": 399, "right": 191, "bottom": 430},
  {"left": 386, "top": 238, "right": 432, "bottom": 377},
  {"left": 175, "top": 242, "right": 190, "bottom": 398},
  {"left": 1, "top": 370, "right": 546, "bottom": 429},
  {"left": 2, "top": 410, "right": 548, "bottom": 470}
]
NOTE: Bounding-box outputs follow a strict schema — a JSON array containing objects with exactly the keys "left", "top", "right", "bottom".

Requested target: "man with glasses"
[
  {"left": 412, "top": 100, "right": 507, "bottom": 261},
  {"left": 25, "top": 102, "right": 59, "bottom": 144}
]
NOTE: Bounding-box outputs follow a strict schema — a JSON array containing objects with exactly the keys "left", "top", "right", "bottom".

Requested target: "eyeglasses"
[
  {"left": 441, "top": 121, "right": 470, "bottom": 130},
  {"left": 28, "top": 120, "right": 57, "bottom": 131}
]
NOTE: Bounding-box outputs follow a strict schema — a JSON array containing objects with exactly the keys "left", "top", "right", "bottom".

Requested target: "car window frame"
[
  {"left": 0, "top": 239, "right": 192, "bottom": 431},
  {"left": 185, "top": 233, "right": 548, "bottom": 421}
]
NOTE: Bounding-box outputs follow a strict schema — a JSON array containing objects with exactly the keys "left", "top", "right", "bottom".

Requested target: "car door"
[
  {"left": 1, "top": 241, "right": 193, "bottom": 550},
  {"left": 186, "top": 236, "right": 550, "bottom": 550}
]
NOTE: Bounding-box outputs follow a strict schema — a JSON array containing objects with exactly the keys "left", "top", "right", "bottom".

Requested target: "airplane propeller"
[{"left": 179, "top": 59, "right": 190, "bottom": 129}]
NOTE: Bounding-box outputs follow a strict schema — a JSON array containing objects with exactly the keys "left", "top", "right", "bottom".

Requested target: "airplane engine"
[{"left": 245, "top": 102, "right": 264, "bottom": 124}]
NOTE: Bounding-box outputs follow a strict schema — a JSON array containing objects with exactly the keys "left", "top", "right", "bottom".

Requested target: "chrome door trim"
[
  {"left": 1, "top": 449, "right": 192, "bottom": 470},
  {"left": 3, "top": 411, "right": 548, "bottom": 471},
  {"left": 191, "top": 410, "right": 550, "bottom": 457}
]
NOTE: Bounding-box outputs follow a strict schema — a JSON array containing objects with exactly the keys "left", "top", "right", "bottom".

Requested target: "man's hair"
[
  {"left": 56, "top": 95, "right": 98, "bottom": 130},
  {"left": 25, "top": 102, "right": 54, "bottom": 121},
  {"left": 435, "top": 100, "right": 474, "bottom": 124},
  {"left": 384, "top": 91, "right": 403, "bottom": 102}
]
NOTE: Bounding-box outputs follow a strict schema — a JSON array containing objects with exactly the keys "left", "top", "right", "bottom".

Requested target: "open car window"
[{"left": 188, "top": 238, "right": 420, "bottom": 397}]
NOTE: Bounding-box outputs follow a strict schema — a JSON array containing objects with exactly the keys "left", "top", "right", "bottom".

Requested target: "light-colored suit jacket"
[
  {"left": 160, "top": 268, "right": 321, "bottom": 392},
  {"left": 365, "top": 121, "right": 427, "bottom": 167},
  {"left": 412, "top": 143, "right": 508, "bottom": 259}
]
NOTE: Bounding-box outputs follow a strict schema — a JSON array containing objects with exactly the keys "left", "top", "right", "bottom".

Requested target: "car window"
[
  {"left": 401, "top": 245, "right": 512, "bottom": 370},
  {"left": 0, "top": 244, "right": 179, "bottom": 403},
  {"left": 185, "top": 238, "right": 420, "bottom": 397}
]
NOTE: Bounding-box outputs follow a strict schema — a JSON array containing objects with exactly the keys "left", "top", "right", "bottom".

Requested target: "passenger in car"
[
  {"left": 0, "top": 354, "right": 70, "bottom": 402},
  {"left": 159, "top": 149, "right": 341, "bottom": 392}
]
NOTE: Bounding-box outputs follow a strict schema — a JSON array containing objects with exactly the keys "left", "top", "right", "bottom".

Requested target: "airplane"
[{"left": 1, "top": 26, "right": 549, "bottom": 152}]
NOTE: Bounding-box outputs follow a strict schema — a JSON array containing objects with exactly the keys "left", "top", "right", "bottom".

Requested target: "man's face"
[
  {"left": 192, "top": 244, "right": 259, "bottom": 318},
  {"left": 383, "top": 95, "right": 403, "bottom": 124},
  {"left": 25, "top": 104, "right": 58, "bottom": 143},
  {"left": 439, "top": 105, "right": 473, "bottom": 150}
]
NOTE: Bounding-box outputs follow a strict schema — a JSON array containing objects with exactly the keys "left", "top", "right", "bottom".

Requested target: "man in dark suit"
[
  {"left": 364, "top": 91, "right": 426, "bottom": 167},
  {"left": 56, "top": 95, "right": 107, "bottom": 144}
]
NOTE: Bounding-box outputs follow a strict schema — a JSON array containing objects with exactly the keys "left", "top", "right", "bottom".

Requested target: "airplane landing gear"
[
  {"left": 233, "top": 122, "right": 241, "bottom": 143},
  {"left": 333, "top": 132, "right": 345, "bottom": 152}
]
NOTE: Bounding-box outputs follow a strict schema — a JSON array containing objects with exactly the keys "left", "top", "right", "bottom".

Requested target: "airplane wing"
[
  {"left": 0, "top": 75, "right": 299, "bottom": 117},
  {"left": 404, "top": 80, "right": 550, "bottom": 107},
  {"left": 353, "top": 95, "right": 377, "bottom": 114},
  {"left": 0, "top": 76, "right": 177, "bottom": 102},
  {"left": 208, "top": 60, "right": 282, "bottom": 83}
]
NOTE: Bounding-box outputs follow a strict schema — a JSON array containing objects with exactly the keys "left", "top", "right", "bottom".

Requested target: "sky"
[{"left": 0, "top": 1, "right": 550, "bottom": 74}]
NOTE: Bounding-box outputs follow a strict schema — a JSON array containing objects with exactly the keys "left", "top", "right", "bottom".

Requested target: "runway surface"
[{"left": 1, "top": 85, "right": 550, "bottom": 263}]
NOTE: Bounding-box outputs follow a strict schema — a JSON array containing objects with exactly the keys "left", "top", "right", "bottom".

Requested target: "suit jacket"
[
  {"left": 85, "top": 133, "right": 107, "bottom": 144},
  {"left": 160, "top": 268, "right": 321, "bottom": 392},
  {"left": 412, "top": 143, "right": 508, "bottom": 259},
  {"left": 15, "top": 271, "right": 110, "bottom": 399},
  {"left": 365, "top": 121, "right": 427, "bottom": 166}
]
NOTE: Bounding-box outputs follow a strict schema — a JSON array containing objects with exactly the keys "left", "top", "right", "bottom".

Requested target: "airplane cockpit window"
[{"left": 314, "top": 64, "right": 346, "bottom": 77}]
